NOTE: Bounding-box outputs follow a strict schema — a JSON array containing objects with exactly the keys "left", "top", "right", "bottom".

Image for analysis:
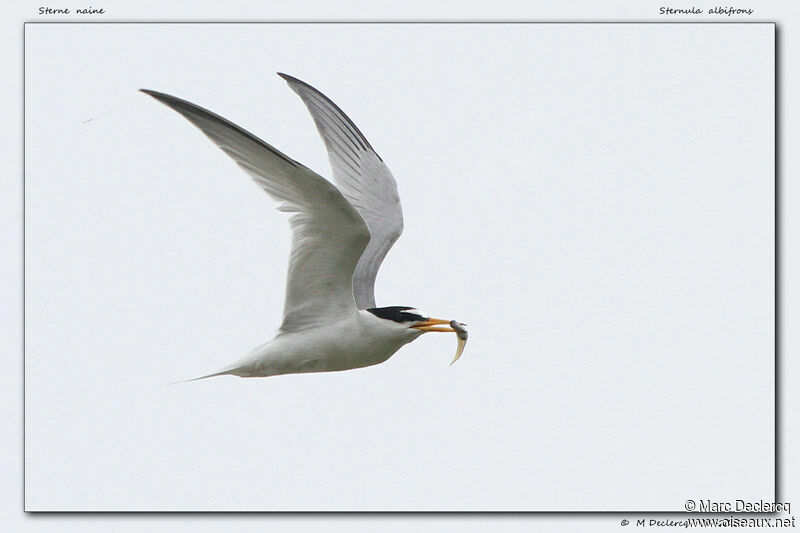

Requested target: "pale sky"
[{"left": 24, "top": 22, "right": 774, "bottom": 511}]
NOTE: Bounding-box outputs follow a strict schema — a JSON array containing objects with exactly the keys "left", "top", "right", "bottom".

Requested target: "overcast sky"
[{"left": 25, "top": 23, "right": 774, "bottom": 511}]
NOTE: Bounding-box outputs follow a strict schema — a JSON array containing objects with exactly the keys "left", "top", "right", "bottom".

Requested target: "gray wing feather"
[
  {"left": 278, "top": 74, "right": 404, "bottom": 309},
  {"left": 141, "top": 89, "right": 370, "bottom": 333}
]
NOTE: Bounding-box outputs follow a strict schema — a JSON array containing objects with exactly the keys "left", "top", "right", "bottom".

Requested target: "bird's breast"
[{"left": 240, "top": 312, "right": 420, "bottom": 376}]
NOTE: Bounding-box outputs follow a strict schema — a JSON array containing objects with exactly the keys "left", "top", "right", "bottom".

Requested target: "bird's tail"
[{"left": 163, "top": 366, "right": 238, "bottom": 386}]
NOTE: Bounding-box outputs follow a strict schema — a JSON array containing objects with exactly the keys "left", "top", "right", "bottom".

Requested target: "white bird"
[{"left": 142, "top": 73, "right": 467, "bottom": 380}]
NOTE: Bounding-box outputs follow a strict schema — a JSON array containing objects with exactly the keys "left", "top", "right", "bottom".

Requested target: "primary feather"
[
  {"left": 140, "top": 89, "right": 370, "bottom": 333},
  {"left": 278, "top": 73, "right": 404, "bottom": 309}
]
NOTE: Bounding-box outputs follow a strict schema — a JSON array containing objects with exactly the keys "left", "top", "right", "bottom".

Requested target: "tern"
[{"left": 143, "top": 73, "right": 467, "bottom": 380}]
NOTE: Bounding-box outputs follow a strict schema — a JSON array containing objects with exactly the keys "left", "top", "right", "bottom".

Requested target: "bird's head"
[
  {"left": 366, "top": 306, "right": 468, "bottom": 364},
  {"left": 366, "top": 306, "right": 452, "bottom": 331}
]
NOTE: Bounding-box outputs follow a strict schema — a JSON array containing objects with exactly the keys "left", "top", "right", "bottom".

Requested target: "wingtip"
[
  {"left": 140, "top": 88, "right": 170, "bottom": 101},
  {"left": 277, "top": 72, "right": 309, "bottom": 89},
  {"left": 139, "top": 89, "right": 191, "bottom": 109}
]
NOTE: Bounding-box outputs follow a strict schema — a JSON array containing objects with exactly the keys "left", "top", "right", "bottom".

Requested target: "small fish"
[{"left": 449, "top": 320, "right": 468, "bottom": 365}]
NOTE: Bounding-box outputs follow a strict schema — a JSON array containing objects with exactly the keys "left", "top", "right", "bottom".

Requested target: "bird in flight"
[{"left": 142, "top": 73, "right": 467, "bottom": 381}]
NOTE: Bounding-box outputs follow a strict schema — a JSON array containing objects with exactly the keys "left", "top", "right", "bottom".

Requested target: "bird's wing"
[
  {"left": 279, "top": 74, "right": 404, "bottom": 309},
  {"left": 141, "top": 89, "right": 370, "bottom": 333}
]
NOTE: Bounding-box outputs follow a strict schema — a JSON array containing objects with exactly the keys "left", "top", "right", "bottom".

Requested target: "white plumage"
[{"left": 142, "top": 73, "right": 466, "bottom": 380}]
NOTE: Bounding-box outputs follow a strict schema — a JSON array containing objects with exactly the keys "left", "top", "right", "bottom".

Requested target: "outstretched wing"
[
  {"left": 279, "top": 73, "right": 404, "bottom": 309},
  {"left": 141, "top": 89, "right": 370, "bottom": 333}
]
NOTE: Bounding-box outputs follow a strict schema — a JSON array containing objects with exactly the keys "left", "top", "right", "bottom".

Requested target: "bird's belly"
[
  {"left": 239, "top": 318, "right": 418, "bottom": 377},
  {"left": 297, "top": 328, "right": 406, "bottom": 371}
]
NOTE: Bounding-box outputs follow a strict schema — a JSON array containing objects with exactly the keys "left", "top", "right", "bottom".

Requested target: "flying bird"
[{"left": 142, "top": 73, "right": 467, "bottom": 381}]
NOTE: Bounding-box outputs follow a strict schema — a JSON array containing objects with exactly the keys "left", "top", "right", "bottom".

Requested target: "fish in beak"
[{"left": 411, "top": 318, "right": 469, "bottom": 365}]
